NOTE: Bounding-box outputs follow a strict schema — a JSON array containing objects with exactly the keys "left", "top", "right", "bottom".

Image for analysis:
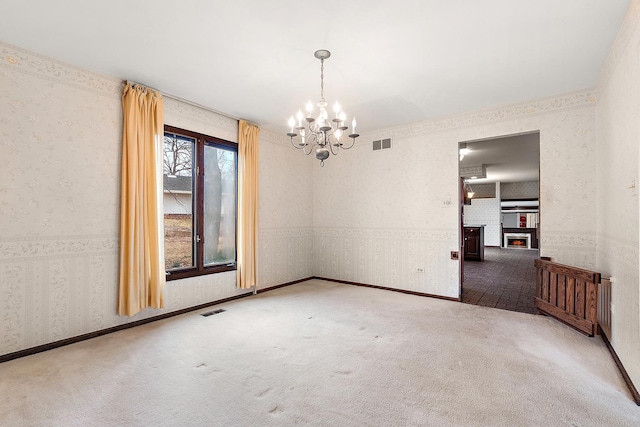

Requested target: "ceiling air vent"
[{"left": 373, "top": 138, "right": 392, "bottom": 151}]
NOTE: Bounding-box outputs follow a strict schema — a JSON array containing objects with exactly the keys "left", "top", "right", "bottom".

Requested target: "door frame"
[
  {"left": 459, "top": 177, "right": 465, "bottom": 298},
  {"left": 457, "top": 131, "right": 541, "bottom": 302}
]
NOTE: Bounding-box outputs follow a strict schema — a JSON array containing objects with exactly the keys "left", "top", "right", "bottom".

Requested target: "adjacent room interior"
[
  {"left": 459, "top": 133, "right": 541, "bottom": 314},
  {"left": 1, "top": 1, "right": 640, "bottom": 425}
]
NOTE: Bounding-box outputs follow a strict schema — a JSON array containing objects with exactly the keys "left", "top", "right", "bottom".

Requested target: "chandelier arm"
[
  {"left": 289, "top": 137, "right": 306, "bottom": 150},
  {"left": 329, "top": 138, "right": 340, "bottom": 156},
  {"left": 339, "top": 137, "right": 356, "bottom": 150},
  {"left": 302, "top": 134, "right": 316, "bottom": 155}
]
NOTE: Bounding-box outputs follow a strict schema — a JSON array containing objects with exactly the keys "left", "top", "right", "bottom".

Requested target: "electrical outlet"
[
  {"left": 416, "top": 268, "right": 424, "bottom": 273},
  {"left": 441, "top": 198, "right": 452, "bottom": 207},
  {"left": 451, "top": 251, "right": 459, "bottom": 260}
]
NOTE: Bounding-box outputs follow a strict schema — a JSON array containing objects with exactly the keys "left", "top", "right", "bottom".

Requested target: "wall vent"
[
  {"left": 201, "top": 308, "right": 226, "bottom": 317},
  {"left": 373, "top": 138, "right": 392, "bottom": 150}
]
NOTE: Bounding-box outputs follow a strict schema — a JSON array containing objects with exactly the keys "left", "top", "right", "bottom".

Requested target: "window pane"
[
  {"left": 203, "top": 144, "right": 237, "bottom": 266},
  {"left": 163, "top": 132, "right": 195, "bottom": 271}
]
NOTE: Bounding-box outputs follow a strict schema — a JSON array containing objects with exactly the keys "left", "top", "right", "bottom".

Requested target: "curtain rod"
[{"left": 125, "top": 80, "right": 256, "bottom": 125}]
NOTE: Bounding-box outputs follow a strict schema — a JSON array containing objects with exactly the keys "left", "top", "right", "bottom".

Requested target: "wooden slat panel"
[
  {"left": 535, "top": 298, "right": 594, "bottom": 336},
  {"left": 534, "top": 258, "right": 600, "bottom": 337},
  {"left": 536, "top": 266, "right": 543, "bottom": 299},
  {"left": 576, "top": 280, "right": 586, "bottom": 319},
  {"left": 586, "top": 282, "right": 598, "bottom": 324},
  {"left": 542, "top": 270, "right": 550, "bottom": 302},
  {"left": 534, "top": 259, "right": 598, "bottom": 283},
  {"left": 566, "top": 277, "right": 575, "bottom": 315},
  {"left": 594, "top": 272, "right": 601, "bottom": 286},
  {"left": 547, "top": 264, "right": 597, "bottom": 283},
  {"left": 557, "top": 275, "right": 566, "bottom": 310},
  {"left": 550, "top": 273, "right": 557, "bottom": 306}
]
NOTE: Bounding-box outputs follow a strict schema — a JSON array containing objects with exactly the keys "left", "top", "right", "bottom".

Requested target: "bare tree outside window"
[
  {"left": 163, "top": 133, "right": 195, "bottom": 271},
  {"left": 204, "top": 147, "right": 236, "bottom": 265},
  {"left": 164, "top": 134, "right": 192, "bottom": 176},
  {"left": 162, "top": 126, "right": 237, "bottom": 279}
]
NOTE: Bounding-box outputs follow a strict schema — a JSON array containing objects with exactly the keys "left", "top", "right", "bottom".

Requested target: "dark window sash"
[{"left": 163, "top": 125, "right": 238, "bottom": 281}]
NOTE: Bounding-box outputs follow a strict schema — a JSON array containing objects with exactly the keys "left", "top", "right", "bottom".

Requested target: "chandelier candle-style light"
[{"left": 287, "top": 49, "right": 359, "bottom": 166}]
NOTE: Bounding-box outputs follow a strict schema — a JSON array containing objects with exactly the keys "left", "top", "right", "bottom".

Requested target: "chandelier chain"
[{"left": 320, "top": 58, "right": 325, "bottom": 102}]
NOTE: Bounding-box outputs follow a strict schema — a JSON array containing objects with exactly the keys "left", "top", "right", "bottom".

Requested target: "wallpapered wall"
[
  {"left": 501, "top": 181, "right": 539, "bottom": 199},
  {"left": 467, "top": 183, "right": 495, "bottom": 198},
  {"left": 595, "top": 0, "right": 640, "bottom": 391},
  {"left": 257, "top": 132, "right": 314, "bottom": 289},
  {"left": 0, "top": 41, "right": 313, "bottom": 356},
  {"left": 464, "top": 196, "right": 502, "bottom": 246},
  {"left": 0, "top": 37, "right": 613, "bottom": 356},
  {"left": 313, "top": 89, "right": 598, "bottom": 298},
  {"left": 312, "top": 128, "right": 459, "bottom": 296}
]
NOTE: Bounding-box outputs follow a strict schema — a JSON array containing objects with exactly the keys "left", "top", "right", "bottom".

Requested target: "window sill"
[{"left": 166, "top": 264, "right": 236, "bottom": 281}]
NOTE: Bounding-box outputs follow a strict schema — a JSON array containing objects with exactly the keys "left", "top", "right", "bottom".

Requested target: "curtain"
[
  {"left": 237, "top": 120, "right": 260, "bottom": 289},
  {"left": 118, "top": 82, "right": 165, "bottom": 316}
]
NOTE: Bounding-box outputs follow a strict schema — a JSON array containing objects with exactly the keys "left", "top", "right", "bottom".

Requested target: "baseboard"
[
  {"left": 256, "top": 277, "right": 314, "bottom": 294},
  {"left": 598, "top": 325, "right": 640, "bottom": 405},
  {"left": 313, "top": 276, "right": 461, "bottom": 302},
  {"left": 0, "top": 277, "right": 313, "bottom": 364}
]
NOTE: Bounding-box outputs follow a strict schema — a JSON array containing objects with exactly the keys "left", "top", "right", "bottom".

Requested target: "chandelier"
[{"left": 287, "top": 49, "right": 359, "bottom": 166}]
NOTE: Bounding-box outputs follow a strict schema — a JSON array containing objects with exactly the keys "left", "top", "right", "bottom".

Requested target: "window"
[{"left": 163, "top": 125, "right": 237, "bottom": 280}]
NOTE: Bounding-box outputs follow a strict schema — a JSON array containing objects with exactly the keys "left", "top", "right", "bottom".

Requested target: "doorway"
[{"left": 458, "top": 132, "right": 540, "bottom": 314}]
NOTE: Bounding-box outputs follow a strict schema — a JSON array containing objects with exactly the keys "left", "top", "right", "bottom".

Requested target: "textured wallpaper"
[
  {"left": 312, "top": 126, "right": 460, "bottom": 297},
  {"left": 312, "top": 87, "right": 598, "bottom": 299},
  {"left": 595, "top": 0, "right": 640, "bottom": 391},
  {"left": 0, "top": 41, "right": 312, "bottom": 356},
  {"left": 467, "top": 183, "right": 496, "bottom": 199},
  {"left": 501, "top": 181, "right": 539, "bottom": 199},
  {"left": 0, "top": 23, "right": 625, "bottom": 357},
  {"left": 464, "top": 198, "right": 501, "bottom": 246},
  {"left": 257, "top": 133, "right": 314, "bottom": 289}
]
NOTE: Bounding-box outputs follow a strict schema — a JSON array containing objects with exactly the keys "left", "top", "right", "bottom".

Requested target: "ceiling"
[
  {"left": 459, "top": 133, "right": 540, "bottom": 184},
  {"left": 0, "top": 1, "right": 630, "bottom": 136}
]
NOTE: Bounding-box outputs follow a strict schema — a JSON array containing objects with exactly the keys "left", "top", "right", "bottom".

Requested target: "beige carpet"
[{"left": 1, "top": 279, "right": 638, "bottom": 426}]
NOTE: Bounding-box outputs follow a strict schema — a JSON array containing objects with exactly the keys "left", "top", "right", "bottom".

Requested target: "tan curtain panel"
[
  {"left": 237, "top": 120, "right": 260, "bottom": 289},
  {"left": 118, "top": 82, "right": 165, "bottom": 316}
]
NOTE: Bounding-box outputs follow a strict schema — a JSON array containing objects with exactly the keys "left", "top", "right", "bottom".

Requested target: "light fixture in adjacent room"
[
  {"left": 287, "top": 50, "right": 359, "bottom": 166},
  {"left": 459, "top": 143, "right": 471, "bottom": 160},
  {"left": 465, "top": 181, "right": 475, "bottom": 198}
]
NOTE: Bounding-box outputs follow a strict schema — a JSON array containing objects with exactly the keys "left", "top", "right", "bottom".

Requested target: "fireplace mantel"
[
  {"left": 502, "top": 227, "right": 538, "bottom": 249},
  {"left": 504, "top": 232, "right": 531, "bottom": 249}
]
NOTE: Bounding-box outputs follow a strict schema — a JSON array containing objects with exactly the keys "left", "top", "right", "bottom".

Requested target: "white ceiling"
[
  {"left": 0, "top": 1, "right": 630, "bottom": 136},
  {"left": 460, "top": 133, "right": 540, "bottom": 184}
]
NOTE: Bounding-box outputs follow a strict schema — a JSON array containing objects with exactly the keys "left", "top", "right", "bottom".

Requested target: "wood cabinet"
[{"left": 464, "top": 226, "right": 484, "bottom": 261}]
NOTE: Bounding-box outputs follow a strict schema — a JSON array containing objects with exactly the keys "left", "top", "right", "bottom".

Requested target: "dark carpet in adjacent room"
[{"left": 462, "top": 247, "right": 539, "bottom": 314}]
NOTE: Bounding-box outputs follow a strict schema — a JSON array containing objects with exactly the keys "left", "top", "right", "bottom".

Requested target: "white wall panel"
[{"left": 595, "top": 0, "right": 640, "bottom": 393}]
